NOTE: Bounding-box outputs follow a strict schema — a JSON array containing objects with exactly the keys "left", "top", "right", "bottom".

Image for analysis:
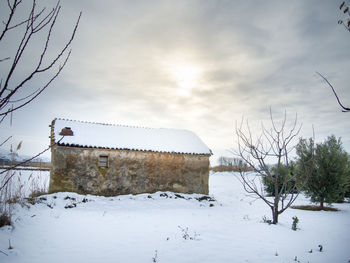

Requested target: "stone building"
[{"left": 49, "top": 118, "right": 212, "bottom": 196}]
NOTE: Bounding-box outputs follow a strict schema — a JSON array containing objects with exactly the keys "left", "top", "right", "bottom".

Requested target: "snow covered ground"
[{"left": 1, "top": 172, "right": 349, "bottom": 263}]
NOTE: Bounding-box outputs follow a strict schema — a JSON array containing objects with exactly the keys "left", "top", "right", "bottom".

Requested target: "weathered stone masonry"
[
  {"left": 49, "top": 118, "right": 211, "bottom": 196},
  {"left": 50, "top": 145, "right": 209, "bottom": 196}
]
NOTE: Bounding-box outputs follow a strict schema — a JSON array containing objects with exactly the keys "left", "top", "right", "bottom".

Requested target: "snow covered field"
[{"left": 1, "top": 172, "right": 349, "bottom": 263}]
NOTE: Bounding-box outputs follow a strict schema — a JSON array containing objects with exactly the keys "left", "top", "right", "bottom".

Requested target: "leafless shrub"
[{"left": 178, "top": 226, "right": 201, "bottom": 241}]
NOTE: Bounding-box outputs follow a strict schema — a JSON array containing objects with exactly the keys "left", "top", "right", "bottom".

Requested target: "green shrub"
[
  {"left": 262, "top": 162, "right": 297, "bottom": 196},
  {"left": 296, "top": 135, "right": 349, "bottom": 208},
  {"left": 291, "top": 216, "right": 299, "bottom": 231}
]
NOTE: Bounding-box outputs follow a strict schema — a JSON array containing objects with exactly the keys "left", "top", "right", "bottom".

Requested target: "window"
[{"left": 99, "top": 155, "right": 108, "bottom": 168}]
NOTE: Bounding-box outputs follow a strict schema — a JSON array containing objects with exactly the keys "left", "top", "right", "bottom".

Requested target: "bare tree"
[
  {"left": 218, "top": 156, "right": 234, "bottom": 166},
  {"left": 235, "top": 110, "right": 310, "bottom": 224},
  {"left": 217, "top": 156, "right": 248, "bottom": 170},
  {"left": 0, "top": 1, "right": 81, "bottom": 159},
  {"left": 0, "top": 0, "right": 81, "bottom": 225},
  {"left": 0, "top": 0, "right": 81, "bottom": 128}
]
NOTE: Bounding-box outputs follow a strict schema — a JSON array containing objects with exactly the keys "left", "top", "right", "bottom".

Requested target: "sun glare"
[{"left": 169, "top": 63, "right": 200, "bottom": 96}]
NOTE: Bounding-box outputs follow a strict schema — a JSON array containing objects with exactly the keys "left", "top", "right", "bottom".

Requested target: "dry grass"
[
  {"left": 0, "top": 212, "right": 11, "bottom": 227},
  {"left": 28, "top": 162, "right": 51, "bottom": 169},
  {"left": 291, "top": 205, "right": 339, "bottom": 212},
  {"left": 1, "top": 169, "right": 48, "bottom": 226}
]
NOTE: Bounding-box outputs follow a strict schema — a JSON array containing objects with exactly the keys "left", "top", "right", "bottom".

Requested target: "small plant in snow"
[
  {"left": 64, "top": 203, "right": 77, "bottom": 209},
  {"left": 292, "top": 216, "right": 299, "bottom": 231},
  {"left": 318, "top": 245, "right": 323, "bottom": 252},
  {"left": 262, "top": 215, "right": 272, "bottom": 225},
  {"left": 64, "top": 196, "right": 76, "bottom": 201},
  {"left": 178, "top": 226, "right": 200, "bottom": 241},
  {"left": 152, "top": 250, "right": 158, "bottom": 262},
  {"left": 8, "top": 239, "right": 13, "bottom": 250}
]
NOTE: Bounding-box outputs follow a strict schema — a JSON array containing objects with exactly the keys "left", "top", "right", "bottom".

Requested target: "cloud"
[{"left": 1, "top": 0, "right": 349, "bottom": 161}]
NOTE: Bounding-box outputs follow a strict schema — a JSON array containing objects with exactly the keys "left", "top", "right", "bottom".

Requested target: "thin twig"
[{"left": 0, "top": 136, "right": 12, "bottom": 147}]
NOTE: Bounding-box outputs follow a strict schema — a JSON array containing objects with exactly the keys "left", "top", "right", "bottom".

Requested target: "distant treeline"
[
  {"left": 0, "top": 159, "right": 51, "bottom": 170},
  {"left": 211, "top": 156, "right": 253, "bottom": 172}
]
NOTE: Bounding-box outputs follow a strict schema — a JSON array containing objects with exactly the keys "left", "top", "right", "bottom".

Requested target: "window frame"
[{"left": 99, "top": 155, "right": 109, "bottom": 168}]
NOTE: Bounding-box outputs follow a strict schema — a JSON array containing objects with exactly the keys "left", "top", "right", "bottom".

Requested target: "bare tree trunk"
[
  {"left": 272, "top": 207, "right": 279, "bottom": 224},
  {"left": 273, "top": 189, "right": 280, "bottom": 224},
  {"left": 320, "top": 200, "right": 324, "bottom": 209}
]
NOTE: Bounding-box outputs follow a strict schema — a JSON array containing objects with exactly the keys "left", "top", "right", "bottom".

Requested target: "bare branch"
[
  {"left": 0, "top": 1, "right": 82, "bottom": 120},
  {"left": 316, "top": 72, "right": 350, "bottom": 112},
  {"left": 0, "top": 50, "right": 71, "bottom": 116},
  {"left": 0, "top": 136, "right": 12, "bottom": 147},
  {"left": 0, "top": 1, "right": 81, "bottom": 192},
  {"left": 0, "top": 57, "right": 10, "bottom": 63}
]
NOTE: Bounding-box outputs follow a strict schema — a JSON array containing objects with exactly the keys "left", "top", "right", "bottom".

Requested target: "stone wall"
[{"left": 49, "top": 145, "right": 209, "bottom": 196}]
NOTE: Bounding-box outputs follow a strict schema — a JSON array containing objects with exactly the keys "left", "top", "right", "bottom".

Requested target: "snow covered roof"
[{"left": 52, "top": 119, "right": 212, "bottom": 155}]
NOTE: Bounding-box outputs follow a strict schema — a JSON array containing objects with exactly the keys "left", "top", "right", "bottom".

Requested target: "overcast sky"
[{"left": 1, "top": 0, "right": 350, "bottom": 163}]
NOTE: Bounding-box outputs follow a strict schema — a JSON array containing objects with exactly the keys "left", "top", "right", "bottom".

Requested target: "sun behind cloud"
[{"left": 166, "top": 60, "right": 201, "bottom": 96}]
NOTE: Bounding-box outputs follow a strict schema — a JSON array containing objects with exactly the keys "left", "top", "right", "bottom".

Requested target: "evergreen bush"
[
  {"left": 262, "top": 162, "right": 298, "bottom": 196},
  {"left": 296, "top": 135, "right": 349, "bottom": 208}
]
